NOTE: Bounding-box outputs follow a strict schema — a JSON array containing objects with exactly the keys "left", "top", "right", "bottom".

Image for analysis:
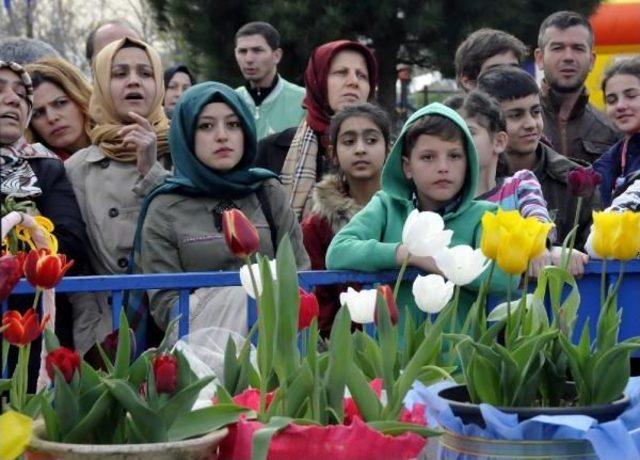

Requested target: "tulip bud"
[
  {"left": 23, "top": 248, "right": 74, "bottom": 290},
  {"left": 0, "top": 252, "right": 25, "bottom": 302},
  {"left": 434, "top": 246, "right": 489, "bottom": 286},
  {"left": 298, "top": 288, "right": 320, "bottom": 330},
  {"left": 567, "top": 167, "right": 602, "bottom": 199},
  {"left": 401, "top": 210, "right": 453, "bottom": 258},
  {"left": 375, "top": 285, "right": 398, "bottom": 325},
  {"left": 1, "top": 308, "right": 50, "bottom": 346},
  {"left": 153, "top": 354, "right": 178, "bottom": 394},
  {"left": 221, "top": 209, "right": 260, "bottom": 259},
  {"left": 339, "top": 287, "right": 376, "bottom": 324},
  {"left": 46, "top": 347, "right": 81, "bottom": 383}
]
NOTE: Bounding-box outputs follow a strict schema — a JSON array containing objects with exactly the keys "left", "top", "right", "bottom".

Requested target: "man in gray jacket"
[{"left": 535, "top": 10, "right": 619, "bottom": 164}]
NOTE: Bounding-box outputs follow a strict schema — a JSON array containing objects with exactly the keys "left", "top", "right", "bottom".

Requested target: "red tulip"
[
  {"left": 375, "top": 285, "right": 399, "bottom": 326},
  {"left": 221, "top": 209, "right": 260, "bottom": 259},
  {"left": 23, "top": 248, "right": 74, "bottom": 290},
  {"left": 153, "top": 354, "right": 178, "bottom": 394},
  {"left": 298, "top": 288, "right": 319, "bottom": 330},
  {"left": 0, "top": 252, "right": 25, "bottom": 301},
  {"left": 46, "top": 347, "right": 81, "bottom": 383},
  {"left": 567, "top": 167, "right": 602, "bottom": 199},
  {"left": 1, "top": 308, "right": 50, "bottom": 346}
]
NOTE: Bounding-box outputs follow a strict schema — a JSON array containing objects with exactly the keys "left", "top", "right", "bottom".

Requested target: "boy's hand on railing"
[
  {"left": 528, "top": 249, "right": 553, "bottom": 278},
  {"left": 396, "top": 244, "right": 443, "bottom": 276},
  {"left": 550, "top": 246, "right": 589, "bottom": 278}
]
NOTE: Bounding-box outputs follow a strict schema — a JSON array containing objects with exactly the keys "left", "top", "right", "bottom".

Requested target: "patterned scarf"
[
  {"left": 89, "top": 37, "right": 169, "bottom": 162},
  {"left": 280, "top": 41, "right": 378, "bottom": 221},
  {"left": 1, "top": 61, "right": 59, "bottom": 198}
]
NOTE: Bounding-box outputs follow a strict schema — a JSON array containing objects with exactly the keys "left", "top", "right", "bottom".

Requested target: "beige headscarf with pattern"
[{"left": 88, "top": 37, "right": 169, "bottom": 162}]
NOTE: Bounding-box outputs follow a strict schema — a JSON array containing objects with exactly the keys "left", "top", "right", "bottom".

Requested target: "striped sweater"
[{"left": 478, "top": 169, "right": 557, "bottom": 242}]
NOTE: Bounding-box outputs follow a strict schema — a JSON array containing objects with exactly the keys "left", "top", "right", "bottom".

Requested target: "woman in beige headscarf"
[{"left": 64, "top": 37, "right": 171, "bottom": 350}]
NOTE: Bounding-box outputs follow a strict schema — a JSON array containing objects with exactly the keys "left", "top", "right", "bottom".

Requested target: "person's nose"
[{"left": 1, "top": 88, "right": 21, "bottom": 106}]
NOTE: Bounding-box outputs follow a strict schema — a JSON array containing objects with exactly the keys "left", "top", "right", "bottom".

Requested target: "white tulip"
[
  {"left": 434, "top": 245, "right": 489, "bottom": 286},
  {"left": 240, "top": 259, "right": 277, "bottom": 298},
  {"left": 412, "top": 274, "right": 455, "bottom": 313},
  {"left": 487, "top": 294, "right": 536, "bottom": 322},
  {"left": 339, "top": 287, "right": 377, "bottom": 324},
  {"left": 401, "top": 209, "right": 453, "bottom": 258}
]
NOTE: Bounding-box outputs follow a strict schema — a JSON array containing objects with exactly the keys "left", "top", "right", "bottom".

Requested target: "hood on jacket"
[
  {"left": 311, "top": 174, "right": 364, "bottom": 233},
  {"left": 382, "top": 102, "right": 479, "bottom": 219}
]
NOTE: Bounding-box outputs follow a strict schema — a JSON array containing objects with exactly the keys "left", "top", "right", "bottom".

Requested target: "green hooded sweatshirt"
[{"left": 326, "top": 102, "right": 517, "bottom": 325}]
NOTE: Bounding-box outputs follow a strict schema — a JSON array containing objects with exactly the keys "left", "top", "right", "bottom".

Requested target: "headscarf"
[
  {"left": 163, "top": 64, "right": 197, "bottom": 88},
  {"left": 88, "top": 37, "right": 169, "bottom": 162},
  {"left": 303, "top": 40, "right": 378, "bottom": 135},
  {"left": 1, "top": 60, "right": 59, "bottom": 198},
  {"left": 134, "top": 82, "right": 278, "bottom": 252}
]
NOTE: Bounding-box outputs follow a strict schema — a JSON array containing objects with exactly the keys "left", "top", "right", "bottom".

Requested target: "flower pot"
[
  {"left": 219, "top": 415, "right": 427, "bottom": 460},
  {"left": 438, "top": 383, "right": 630, "bottom": 428},
  {"left": 435, "top": 383, "right": 630, "bottom": 460},
  {"left": 26, "top": 422, "right": 228, "bottom": 460}
]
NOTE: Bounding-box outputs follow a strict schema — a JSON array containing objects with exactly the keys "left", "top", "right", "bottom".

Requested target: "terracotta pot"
[{"left": 26, "top": 422, "right": 228, "bottom": 460}]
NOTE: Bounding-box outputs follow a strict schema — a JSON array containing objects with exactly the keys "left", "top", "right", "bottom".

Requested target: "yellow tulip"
[
  {"left": 612, "top": 211, "right": 640, "bottom": 260},
  {"left": 480, "top": 212, "right": 500, "bottom": 260},
  {"left": 496, "top": 224, "right": 534, "bottom": 275},
  {"left": 0, "top": 411, "right": 32, "bottom": 460},
  {"left": 14, "top": 215, "right": 58, "bottom": 253},
  {"left": 525, "top": 218, "right": 553, "bottom": 259}
]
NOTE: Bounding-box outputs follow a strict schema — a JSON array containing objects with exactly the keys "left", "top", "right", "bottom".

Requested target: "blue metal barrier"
[{"left": 5, "top": 260, "right": 640, "bottom": 347}]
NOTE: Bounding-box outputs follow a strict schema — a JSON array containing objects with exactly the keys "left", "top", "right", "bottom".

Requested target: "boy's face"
[
  {"left": 500, "top": 94, "right": 543, "bottom": 156},
  {"left": 402, "top": 134, "right": 467, "bottom": 211},
  {"left": 463, "top": 115, "right": 507, "bottom": 170}
]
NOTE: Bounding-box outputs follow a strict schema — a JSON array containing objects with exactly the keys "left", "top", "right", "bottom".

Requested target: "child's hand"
[
  {"left": 396, "top": 244, "right": 443, "bottom": 275},
  {"left": 528, "top": 249, "right": 552, "bottom": 278},
  {"left": 550, "top": 246, "right": 589, "bottom": 277}
]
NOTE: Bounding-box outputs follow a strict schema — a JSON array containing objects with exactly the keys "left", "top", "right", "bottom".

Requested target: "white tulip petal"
[
  {"left": 239, "top": 259, "right": 277, "bottom": 299},
  {"left": 412, "top": 274, "right": 454, "bottom": 313},
  {"left": 434, "top": 245, "right": 489, "bottom": 286},
  {"left": 340, "top": 287, "right": 377, "bottom": 324},
  {"left": 402, "top": 210, "right": 451, "bottom": 258}
]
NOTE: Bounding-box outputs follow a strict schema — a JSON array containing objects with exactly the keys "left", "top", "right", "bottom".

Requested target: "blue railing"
[{"left": 6, "top": 260, "right": 640, "bottom": 346}]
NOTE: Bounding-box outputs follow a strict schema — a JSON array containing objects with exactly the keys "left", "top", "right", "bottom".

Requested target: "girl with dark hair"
[
  {"left": 256, "top": 40, "right": 379, "bottom": 221},
  {"left": 301, "top": 103, "right": 390, "bottom": 334}
]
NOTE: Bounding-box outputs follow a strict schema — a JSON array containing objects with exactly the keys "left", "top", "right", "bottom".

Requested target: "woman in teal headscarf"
[{"left": 138, "top": 82, "right": 310, "bottom": 333}]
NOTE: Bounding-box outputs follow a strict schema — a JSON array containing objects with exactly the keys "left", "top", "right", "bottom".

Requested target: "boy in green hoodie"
[{"left": 326, "top": 102, "right": 516, "bottom": 325}]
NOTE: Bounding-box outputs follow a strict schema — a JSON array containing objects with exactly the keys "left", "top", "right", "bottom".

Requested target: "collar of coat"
[
  {"left": 540, "top": 79, "right": 590, "bottom": 121},
  {"left": 310, "top": 174, "right": 364, "bottom": 233}
]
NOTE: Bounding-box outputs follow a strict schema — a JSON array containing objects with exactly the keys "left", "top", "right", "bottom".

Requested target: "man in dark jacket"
[
  {"left": 534, "top": 11, "right": 620, "bottom": 164},
  {"left": 478, "top": 66, "right": 600, "bottom": 257}
]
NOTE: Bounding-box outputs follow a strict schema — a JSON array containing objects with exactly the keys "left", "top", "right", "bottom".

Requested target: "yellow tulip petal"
[
  {"left": 612, "top": 211, "right": 640, "bottom": 260},
  {"left": 0, "top": 411, "right": 32, "bottom": 460},
  {"left": 591, "top": 211, "right": 617, "bottom": 259},
  {"left": 496, "top": 209, "right": 523, "bottom": 229},
  {"left": 34, "top": 215, "right": 55, "bottom": 233},
  {"left": 47, "top": 233, "right": 59, "bottom": 254},
  {"left": 480, "top": 212, "right": 501, "bottom": 260},
  {"left": 496, "top": 225, "right": 532, "bottom": 275}
]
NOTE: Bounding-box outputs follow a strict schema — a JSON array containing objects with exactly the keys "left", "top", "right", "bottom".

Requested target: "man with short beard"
[{"left": 535, "top": 11, "right": 620, "bottom": 164}]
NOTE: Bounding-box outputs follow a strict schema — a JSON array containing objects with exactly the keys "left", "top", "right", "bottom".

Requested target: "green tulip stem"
[
  {"left": 31, "top": 288, "right": 42, "bottom": 312},
  {"left": 393, "top": 253, "right": 410, "bottom": 301},
  {"left": 563, "top": 197, "right": 583, "bottom": 271},
  {"left": 507, "top": 275, "right": 513, "bottom": 347},
  {"left": 600, "top": 259, "right": 607, "bottom": 309},
  {"left": 449, "top": 285, "right": 461, "bottom": 334},
  {"left": 15, "top": 343, "right": 30, "bottom": 412},
  {"left": 244, "top": 254, "right": 267, "bottom": 420}
]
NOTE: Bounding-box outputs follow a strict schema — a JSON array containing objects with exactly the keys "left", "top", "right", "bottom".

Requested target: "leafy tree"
[{"left": 146, "top": 0, "right": 601, "bottom": 116}]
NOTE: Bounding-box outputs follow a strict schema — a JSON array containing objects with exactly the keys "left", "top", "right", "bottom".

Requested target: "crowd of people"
[{"left": 1, "top": 10, "right": 639, "bottom": 364}]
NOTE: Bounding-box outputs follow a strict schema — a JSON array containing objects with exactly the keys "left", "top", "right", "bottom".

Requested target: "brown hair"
[
  {"left": 26, "top": 57, "right": 93, "bottom": 148},
  {"left": 402, "top": 115, "right": 466, "bottom": 158},
  {"left": 601, "top": 56, "right": 640, "bottom": 94}
]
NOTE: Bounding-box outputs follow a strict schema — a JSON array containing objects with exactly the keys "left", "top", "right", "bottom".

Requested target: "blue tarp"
[{"left": 405, "top": 377, "right": 640, "bottom": 460}]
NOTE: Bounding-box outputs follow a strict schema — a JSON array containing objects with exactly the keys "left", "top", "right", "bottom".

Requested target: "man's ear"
[
  {"left": 493, "top": 131, "right": 509, "bottom": 155},
  {"left": 401, "top": 155, "right": 413, "bottom": 180},
  {"left": 534, "top": 48, "right": 544, "bottom": 71},
  {"left": 273, "top": 48, "right": 283, "bottom": 65}
]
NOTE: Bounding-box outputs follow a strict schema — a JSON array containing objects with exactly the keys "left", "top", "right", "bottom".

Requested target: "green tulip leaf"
[
  {"left": 223, "top": 336, "right": 240, "bottom": 393},
  {"left": 375, "top": 290, "right": 397, "bottom": 404},
  {"left": 158, "top": 375, "right": 216, "bottom": 429},
  {"left": 113, "top": 310, "right": 131, "bottom": 379},
  {"left": 367, "top": 421, "right": 442, "bottom": 437},
  {"left": 324, "top": 306, "right": 352, "bottom": 420},
  {"left": 257, "top": 254, "right": 276, "bottom": 382},
  {"left": 168, "top": 404, "right": 251, "bottom": 441},
  {"left": 43, "top": 328, "right": 60, "bottom": 353},
  {"left": 283, "top": 362, "right": 314, "bottom": 418},
  {"left": 53, "top": 368, "right": 80, "bottom": 438},
  {"left": 63, "top": 389, "right": 115, "bottom": 443},
  {"left": 40, "top": 397, "right": 61, "bottom": 442},
  {"left": 251, "top": 416, "right": 292, "bottom": 460},
  {"left": 345, "top": 363, "right": 383, "bottom": 422}
]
